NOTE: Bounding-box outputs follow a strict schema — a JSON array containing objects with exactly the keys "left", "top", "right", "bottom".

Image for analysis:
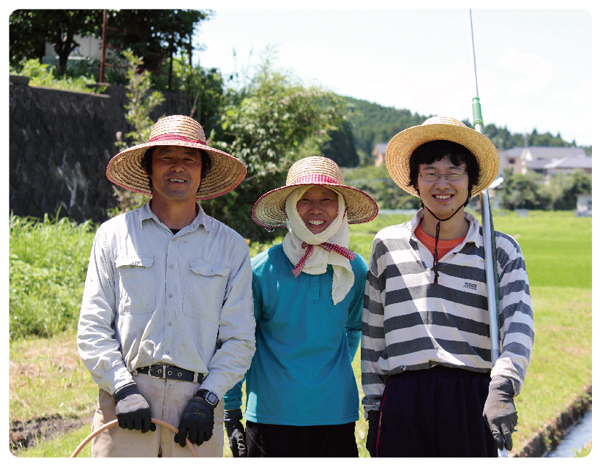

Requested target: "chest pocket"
[
  {"left": 115, "top": 256, "right": 155, "bottom": 314},
  {"left": 184, "top": 260, "right": 230, "bottom": 321}
]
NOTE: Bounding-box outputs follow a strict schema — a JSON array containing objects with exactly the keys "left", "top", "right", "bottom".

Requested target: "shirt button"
[
  {"left": 168, "top": 294, "right": 173, "bottom": 298},
  {"left": 169, "top": 264, "right": 174, "bottom": 269}
]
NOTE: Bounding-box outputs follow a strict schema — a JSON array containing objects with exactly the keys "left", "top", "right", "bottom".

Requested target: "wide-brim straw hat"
[
  {"left": 252, "top": 156, "right": 379, "bottom": 228},
  {"left": 385, "top": 116, "right": 500, "bottom": 198},
  {"left": 106, "top": 115, "right": 246, "bottom": 200}
]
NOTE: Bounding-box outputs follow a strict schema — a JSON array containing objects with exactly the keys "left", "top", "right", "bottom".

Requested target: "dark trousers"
[
  {"left": 246, "top": 421, "right": 358, "bottom": 457},
  {"left": 375, "top": 366, "right": 498, "bottom": 457}
]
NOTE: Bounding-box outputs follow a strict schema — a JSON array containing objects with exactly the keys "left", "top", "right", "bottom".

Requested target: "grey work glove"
[
  {"left": 175, "top": 395, "right": 215, "bottom": 447},
  {"left": 113, "top": 383, "right": 156, "bottom": 433},
  {"left": 224, "top": 408, "right": 247, "bottom": 457},
  {"left": 365, "top": 410, "right": 379, "bottom": 457},
  {"left": 483, "top": 376, "right": 518, "bottom": 451}
]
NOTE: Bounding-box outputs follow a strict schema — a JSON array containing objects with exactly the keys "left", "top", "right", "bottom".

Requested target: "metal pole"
[
  {"left": 467, "top": 9, "right": 506, "bottom": 458},
  {"left": 467, "top": 10, "right": 483, "bottom": 132}
]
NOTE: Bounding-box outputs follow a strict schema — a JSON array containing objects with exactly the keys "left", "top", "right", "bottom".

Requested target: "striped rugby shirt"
[{"left": 361, "top": 209, "right": 534, "bottom": 412}]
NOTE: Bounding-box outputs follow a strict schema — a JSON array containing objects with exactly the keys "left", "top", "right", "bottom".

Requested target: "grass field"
[{"left": 9, "top": 209, "right": 592, "bottom": 457}]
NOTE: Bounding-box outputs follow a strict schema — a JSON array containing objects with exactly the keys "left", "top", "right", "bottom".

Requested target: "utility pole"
[{"left": 99, "top": 10, "right": 107, "bottom": 83}]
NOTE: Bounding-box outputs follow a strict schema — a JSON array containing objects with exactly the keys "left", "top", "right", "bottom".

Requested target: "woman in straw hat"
[
  {"left": 223, "top": 156, "right": 378, "bottom": 457},
  {"left": 78, "top": 115, "right": 256, "bottom": 457},
  {"left": 361, "top": 117, "right": 534, "bottom": 457}
]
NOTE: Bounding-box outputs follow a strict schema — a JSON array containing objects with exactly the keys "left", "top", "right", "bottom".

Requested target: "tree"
[
  {"left": 9, "top": 9, "right": 209, "bottom": 86},
  {"left": 482, "top": 123, "right": 525, "bottom": 151},
  {"left": 202, "top": 61, "right": 351, "bottom": 242},
  {"left": 550, "top": 169, "right": 592, "bottom": 210},
  {"left": 321, "top": 120, "right": 360, "bottom": 167},
  {"left": 110, "top": 51, "right": 165, "bottom": 217},
  {"left": 500, "top": 170, "right": 552, "bottom": 210},
  {"left": 528, "top": 128, "right": 574, "bottom": 148},
  {"left": 171, "top": 59, "right": 226, "bottom": 131},
  {"left": 9, "top": 10, "right": 104, "bottom": 76},
  {"left": 102, "top": 10, "right": 210, "bottom": 89}
]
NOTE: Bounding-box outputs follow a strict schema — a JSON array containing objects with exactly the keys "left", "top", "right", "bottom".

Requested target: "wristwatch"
[{"left": 196, "top": 389, "right": 219, "bottom": 407}]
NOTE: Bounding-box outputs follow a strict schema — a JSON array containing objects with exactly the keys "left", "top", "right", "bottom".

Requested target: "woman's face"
[{"left": 296, "top": 186, "right": 339, "bottom": 234}]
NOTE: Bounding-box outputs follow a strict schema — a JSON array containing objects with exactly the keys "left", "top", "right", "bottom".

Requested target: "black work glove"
[
  {"left": 483, "top": 376, "right": 518, "bottom": 451},
  {"left": 224, "top": 408, "right": 247, "bottom": 457},
  {"left": 174, "top": 394, "right": 215, "bottom": 448},
  {"left": 365, "top": 410, "right": 379, "bottom": 457},
  {"left": 113, "top": 383, "right": 156, "bottom": 433}
]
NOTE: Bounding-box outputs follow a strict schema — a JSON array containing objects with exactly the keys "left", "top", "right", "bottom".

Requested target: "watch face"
[{"left": 204, "top": 391, "right": 218, "bottom": 405}]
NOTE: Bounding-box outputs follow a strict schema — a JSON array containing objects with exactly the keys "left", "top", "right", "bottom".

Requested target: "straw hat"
[
  {"left": 385, "top": 116, "right": 500, "bottom": 198},
  {"left": 106, "top": 115, "right": 246, "bottom": 200},
  {"left": 252, "top": 156, "right": 378, "bottom": 228}
]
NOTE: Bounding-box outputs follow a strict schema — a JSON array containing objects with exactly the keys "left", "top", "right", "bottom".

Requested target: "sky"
[{"left": 192, "top": 1, "right": 594, "bottom": 148}]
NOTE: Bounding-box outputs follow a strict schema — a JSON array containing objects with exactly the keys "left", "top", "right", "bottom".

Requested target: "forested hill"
[
  {"left": 327, "top": 95, "right": 588, "bottom": 167},
  {"left": 343, "top": 97, "right": 428, "bottom": 156}
]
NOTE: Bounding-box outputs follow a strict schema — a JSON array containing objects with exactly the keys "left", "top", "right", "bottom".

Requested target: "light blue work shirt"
[
  {"left": 224, "top": 243, "right": 365, "bottom": 426},
  {"left": 77, "top": 202, "right": 256, "bottom": 399}
]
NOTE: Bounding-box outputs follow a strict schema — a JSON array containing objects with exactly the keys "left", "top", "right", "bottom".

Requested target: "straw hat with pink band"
[
  {"left": 253, "top": 156, "right": 379, "bottom": 304},
  {"left": 384, "top": 116, "right": 500, "bottom": 198},
  {"left": 252, "top": 156, "right": 378, "bottom": 228},
  {"left": 106, "top": 115, "right": 247, "bottom": 200}
]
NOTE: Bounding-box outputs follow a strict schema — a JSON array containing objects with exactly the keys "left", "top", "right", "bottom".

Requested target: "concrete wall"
[{"left": 9, "top": 76, "right": 190, "bottom": 224}]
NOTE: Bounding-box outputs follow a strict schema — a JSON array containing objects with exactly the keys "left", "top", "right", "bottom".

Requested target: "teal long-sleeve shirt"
[{"left": 224, "top": 243, "right": 366, "bottom": 426}]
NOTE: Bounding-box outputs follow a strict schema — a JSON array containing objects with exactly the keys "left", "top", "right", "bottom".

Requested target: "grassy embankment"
[{"left": 9, "top": 210, "right": 592, "bottom": 457}]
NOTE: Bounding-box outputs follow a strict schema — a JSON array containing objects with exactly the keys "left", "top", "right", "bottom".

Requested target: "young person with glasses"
[{"left": 361, "top": 117, "right": 534, "bottom": 457}]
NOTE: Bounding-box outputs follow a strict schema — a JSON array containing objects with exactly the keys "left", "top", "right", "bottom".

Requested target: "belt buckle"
[{"left": 148, "top": 365, "right": 166, "bottom": 379}]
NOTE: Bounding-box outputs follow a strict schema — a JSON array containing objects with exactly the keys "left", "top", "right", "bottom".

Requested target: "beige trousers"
[{"left": 90, "top": 372, "right": 224, "bottom": 457}]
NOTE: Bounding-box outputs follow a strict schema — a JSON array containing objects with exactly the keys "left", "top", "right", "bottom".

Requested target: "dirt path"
[{"left": 9, "top": 413, "right": 93, "bottom": 454}]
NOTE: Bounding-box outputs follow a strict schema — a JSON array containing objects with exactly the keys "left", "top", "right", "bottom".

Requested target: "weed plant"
[{"left": 9, "top": 214, "right": 96, "bottom": 339}]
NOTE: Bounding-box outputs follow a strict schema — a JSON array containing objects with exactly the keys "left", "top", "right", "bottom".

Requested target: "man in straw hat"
[
  {"left": 77, "top": 115, "right": 256, "bottom": 457},
  {"left": 222, "top": 156, "right": 378, "bottom": 457},
  {"left": 361, "top": 117, "right": 534, "bottom": 457}
]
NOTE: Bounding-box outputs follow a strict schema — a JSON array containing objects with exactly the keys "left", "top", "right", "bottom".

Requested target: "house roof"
[
  {"left": 528, "top": 156, "right": 592, "bottom": 170},
  {"left": 551, "top": 157, "right": 592, "bottom": 169},
  {"left": 374, "top": 143, "right": 388, "bottom": 154},
  {"left": 500, "top": 147, "right": 527, "bottom": 158},
  {"left": 499, "top": 146, "right": 588, "bottom": 159},
  {"left": 527, "top": 147, "right": 587, "bottom": 159}
]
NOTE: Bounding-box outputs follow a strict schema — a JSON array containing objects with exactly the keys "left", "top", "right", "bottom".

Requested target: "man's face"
[
  {"left": 417, "top": 156, "right": 469, "bottom": 219},
  {"left": 296, "top": 185, "right": 339, "bottom": 235},
  {"left": 149, "top": 146, "right": 203, "bottom": 203}
]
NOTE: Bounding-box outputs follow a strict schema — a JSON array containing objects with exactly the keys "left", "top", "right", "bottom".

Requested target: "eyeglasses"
[{"left": 419, "top": 172, "right": 466, "bottom": 182}]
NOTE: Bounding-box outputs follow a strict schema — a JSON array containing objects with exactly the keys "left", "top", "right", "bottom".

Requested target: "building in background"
[{"left": 498, "top": 146, "right": 590, "bottom": 182}]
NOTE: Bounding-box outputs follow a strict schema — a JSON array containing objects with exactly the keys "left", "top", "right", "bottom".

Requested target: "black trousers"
[
  {"left": 245, "top": 421, "right": 358, "bottom": 457},
  {"left": 375, "top": 366, "right": 498, "bottom": 457}
]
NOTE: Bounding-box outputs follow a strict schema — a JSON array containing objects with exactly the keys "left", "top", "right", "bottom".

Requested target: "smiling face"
[
  {"left": 148, "top": 145, "right": 203, "bottom": 204},
  {"left": 417, "top": 156, "right": 469, "bottom": 220},
  {"left": 295, "top": 185, "right": 339, "bottom": 235}
]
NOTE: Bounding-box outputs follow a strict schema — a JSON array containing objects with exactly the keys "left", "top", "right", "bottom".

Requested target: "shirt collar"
[
  {"left": 410, "top": 208, "right": 482, "bottom": 246},
  {"left": 139, "top": 201, "right": 217, "bottom": 233}
]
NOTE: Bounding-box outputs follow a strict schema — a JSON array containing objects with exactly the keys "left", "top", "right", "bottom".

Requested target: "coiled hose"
[{"left": 70, "top": 418, "right": 198, "bottom": 457}]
